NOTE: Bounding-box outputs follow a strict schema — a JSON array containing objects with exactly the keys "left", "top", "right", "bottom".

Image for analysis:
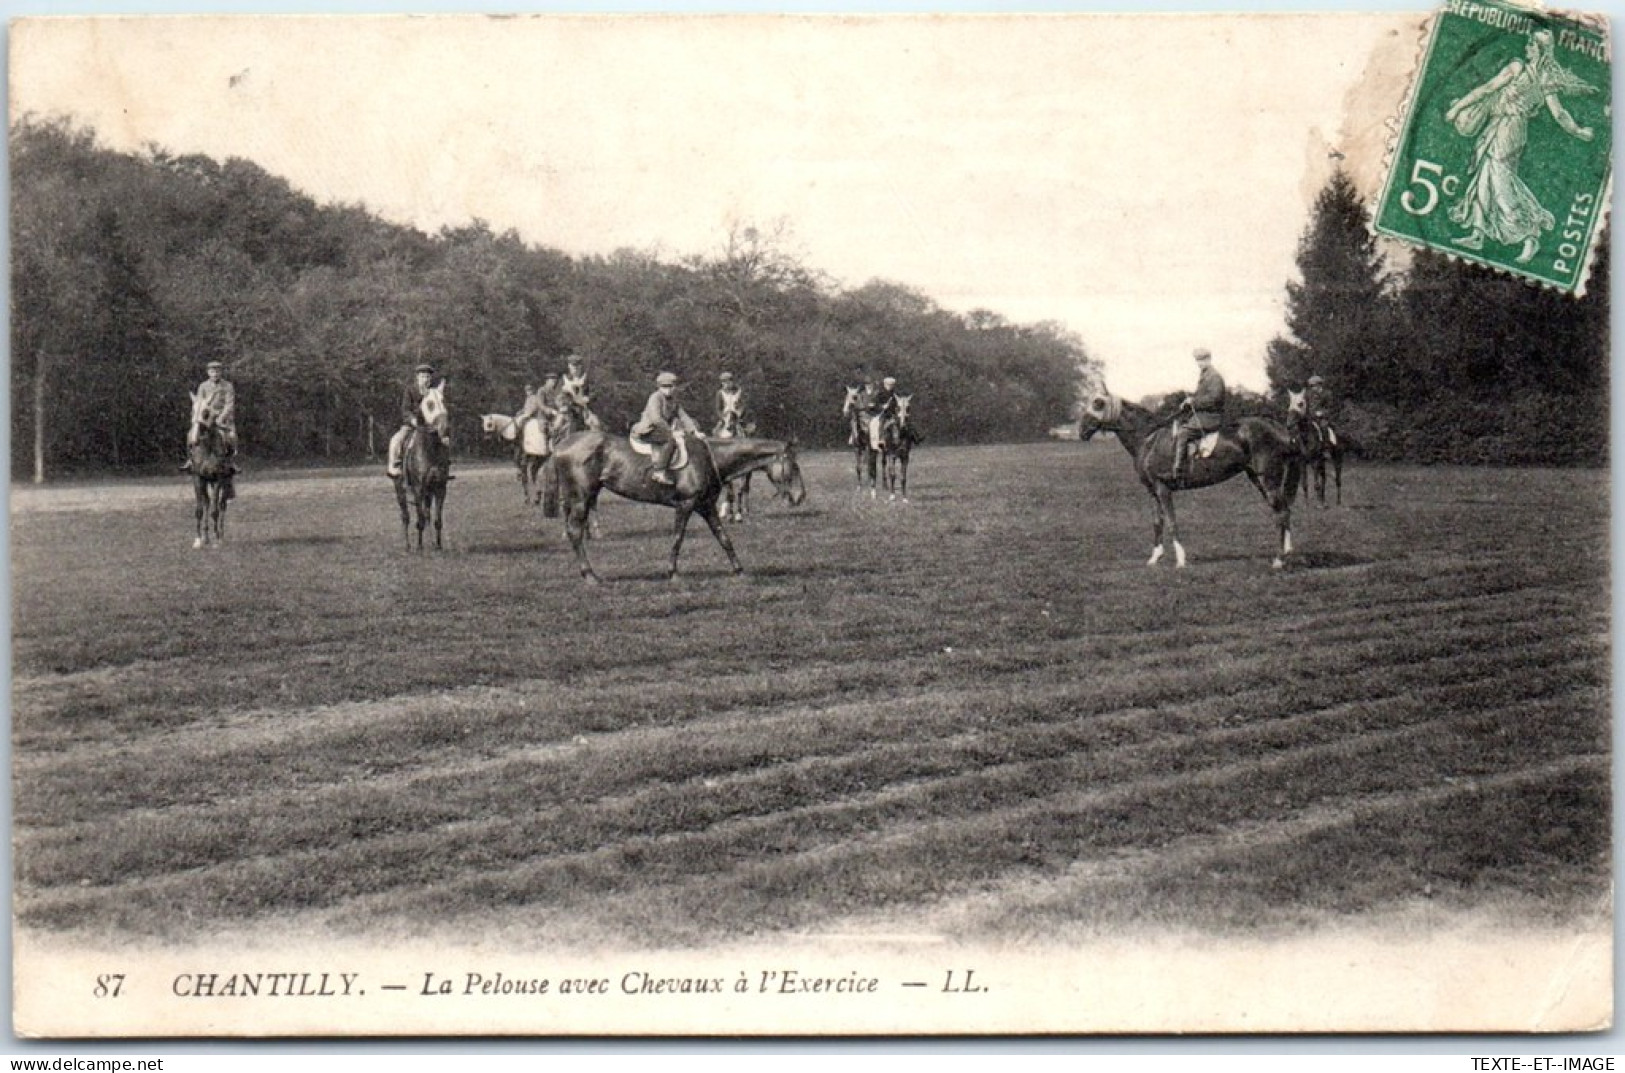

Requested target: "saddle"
[
  {"left": 629, "top": 429, "right": 690, "bottom": 469},
  {"left": 518, "top": 416, "right": 549, "bottom": 456}
]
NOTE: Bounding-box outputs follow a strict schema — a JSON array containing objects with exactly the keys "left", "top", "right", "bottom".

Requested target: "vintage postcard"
[{"left": 9, "top": 10, "right": 1612, "bottom": 1038}]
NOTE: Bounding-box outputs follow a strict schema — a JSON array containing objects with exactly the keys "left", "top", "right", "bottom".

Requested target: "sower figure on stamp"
[
  {"left": 1171, "top": 348, "right": 1227, "bottom": 480},
  {"left": 180, "top": 360, "right": 239, "bottom": 479},
  {"left": 387, "top": 363, "right": 452, "bottom": 479},
  {"left": 1444, "top": 28, "right": 1596, "bottom": 265},
  {"left": 633, "top": 371, "right": 702, "bottom": 485}
]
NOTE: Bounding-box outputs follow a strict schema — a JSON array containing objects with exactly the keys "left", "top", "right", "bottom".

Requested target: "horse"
[
  {"left": 550, "top": 430, "right": 806, "bottom": 583},
  {"left": 187, "top": 390, "right": 233, "bottom": 549},
  {"left": 1285, "top": 389, "right": 1345, "bottom": 508},
  {"left": 712, "top": 403, "right": 761, "bottom": 522},
  {"left": 1077, "top": 390, "right": 1302, "bottom": 569},
  {"left": 841, "top": 385, "right": 880, "bottom": 497},
  {"left": 481, "top": 411, "right": 561, "bottom": 506},
  {"left": 394, "top": 384, "right": 451, "bottom": 551},
  {"left": 880, "top": 394, "right": 919, "bottom": 503}
]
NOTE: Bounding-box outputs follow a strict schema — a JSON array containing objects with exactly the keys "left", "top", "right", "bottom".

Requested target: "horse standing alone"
[
  {"left": 1077, "top": 391, "right": 1301, "bottom": 569},
  {"left": 187, "top": 390, "right": 232, "bottom": 549},
  {"left": 549, "top": 431, "right": 805, "bottom": 582},
  {"left": 394, "top": 384, "right": 451, "bottom": 551}
]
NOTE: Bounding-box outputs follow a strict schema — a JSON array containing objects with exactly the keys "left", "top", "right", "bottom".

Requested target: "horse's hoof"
[
  {"left": 192, "top": 538, "right": 204, "bottom": 549},
  {"left": 1272, "top": 557, "right": 1286, "bottom": 570}
]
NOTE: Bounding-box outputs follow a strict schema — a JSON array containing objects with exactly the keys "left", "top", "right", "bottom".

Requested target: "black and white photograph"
[{"left": 7, "top": 7, "right": 1613, "bottom": 1038}]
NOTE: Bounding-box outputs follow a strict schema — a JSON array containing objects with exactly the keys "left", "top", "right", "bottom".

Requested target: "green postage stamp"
[{"left": 1374, "top": 0, "right": 1612, "bottom": 294}]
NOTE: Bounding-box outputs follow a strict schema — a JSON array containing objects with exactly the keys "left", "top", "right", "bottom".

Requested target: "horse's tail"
[{"left": 541, "top": 456, "right": 561, "bottom": 518}]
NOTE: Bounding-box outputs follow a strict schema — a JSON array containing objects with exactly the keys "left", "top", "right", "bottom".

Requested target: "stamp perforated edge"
[{"left": 1370, "top": 1, "right": 1613, "bottom": 298}]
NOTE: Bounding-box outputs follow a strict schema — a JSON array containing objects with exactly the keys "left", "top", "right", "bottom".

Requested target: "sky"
[{"left": 10, "top": 6, "right": 1430, "bottom": 400}]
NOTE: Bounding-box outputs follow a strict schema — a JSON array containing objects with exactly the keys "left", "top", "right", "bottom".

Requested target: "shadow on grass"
[
  {"left": 260, "top": 535, "right": 352, "bottom": 547},
  {"left": 1287, "top": 549, "right": 1374, "bottom": 570}
]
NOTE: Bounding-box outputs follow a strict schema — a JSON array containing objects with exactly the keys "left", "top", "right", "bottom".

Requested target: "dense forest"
[
  {"left": 11, "top": 118, "right": 1609, "bottom": 477},
  {"left": 1266, "top": 171, "right": 1609, "bottom": 466},
  {"left": 11, "top": 116, "right": 1095, "bottom": 477}
]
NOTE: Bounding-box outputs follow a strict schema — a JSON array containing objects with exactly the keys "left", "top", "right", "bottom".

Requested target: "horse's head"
[
  {"left": 764, "top": 440, "right": 807, "bottom": 506},
  {"left": 481, "top": 413, "right": 513, "bottom": 440},
  {"left": 1286, "top": 389, "right": 1308, "bottom": 417},
  {"left": 842, "top": 386, "right": 861, "bottom": 415},
  {"left": 896, "top": 395, "right": 913, "bottom": 425},
  {"left": 1077, "top": 392, "right": 1122, "bottom": 441},
  {"left": 420, "top": 384, "right": 449, "bottom": 438}
]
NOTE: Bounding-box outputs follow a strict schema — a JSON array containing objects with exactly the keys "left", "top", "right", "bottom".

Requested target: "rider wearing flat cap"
[
  {"left": 1172, "top": 348, "right": 1227, "bottom": 480},
  {"left": 633, "top": 371, "right": 701, "bottom": 485},
  {"left": 387, "top": 362, "right": 447, "bottom": 479},
  {"left": 180, "top": 360, "right": 239, "bottom": 476},
  {"left": 715, "top": 371, "right": 747, "bottom": 435},
  {"left": 869, "top": 375, "right": 901, "bottom": 450}
]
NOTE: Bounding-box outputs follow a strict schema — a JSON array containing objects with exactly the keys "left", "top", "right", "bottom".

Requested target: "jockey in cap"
[
  {"left": 1171, "top": 348, "right": 1227, "bottom": 480},
  {"left": 633, "top": 371, "right": 701, "bottom": 485},
  {"left": 180, "top": 360, "right": 239, "bottom": 478},
  {"left": 715, "top": 371, "right": 746, "bottom": 436},
  {"left": 869, "top": 375, "right": 900, "bottom": 450},
  {"left": 387, "top": 362, "right": 450, "bottom": 479}
]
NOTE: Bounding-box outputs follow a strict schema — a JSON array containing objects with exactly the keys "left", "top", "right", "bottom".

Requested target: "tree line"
[
  {"left": 11, "top": 116, "right": 1097, "bottom": 478},
  {"left": 1263, "top": 170, "right": 1608, "bottom": 466}
]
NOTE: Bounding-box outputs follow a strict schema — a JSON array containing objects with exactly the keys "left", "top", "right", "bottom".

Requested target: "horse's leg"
[
  {"left": 698, "top": 500, "right": 744, "bottom": 575},
  {"left": 740, "top": 472, "right": 751, "bottom": 520},
  {"left": 1314, "top": 456, "right": 1328, "bottom": 508},
  {"left": 1153, "top": 483, "right": 1185, "bottom": 567},
  {"left": 668, "top": 504, "right": 695, "bottom": 580},
  {"left": 1332, "top": 451, "right": 1343, "bottom": 506},
  {"left": 565, "top": 485, "right": 600, "bottom": 583},
  {"left": 394, "top": 480, "right": 412, "bottom": 550},
  {"left": 1144, "top": 486, "right": 1167, "bottom": 566},
  {"left": 432, "top": 485, "right": 445, "bottom": 550},
  {"left": 194, "top": 482, "right": 206, "bottom": 549},
  {"left": 899, "top": 452, "right": 909, "bottom": 503},
  {"left": 212, "top": 484, "right": 226, "bottom": 545}
]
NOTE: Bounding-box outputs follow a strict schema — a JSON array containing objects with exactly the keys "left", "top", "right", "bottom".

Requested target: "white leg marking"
[
  {"left": 1174, "top": 541, "right": 1187, "bottom": 568},
  {"left": 1148, "top": 545, "right": 1164, "bottom": 566}
]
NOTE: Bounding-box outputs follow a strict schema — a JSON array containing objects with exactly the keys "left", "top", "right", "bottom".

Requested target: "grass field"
[{"left": 11, "top": 442, "right": 1611, "bottom": 951}]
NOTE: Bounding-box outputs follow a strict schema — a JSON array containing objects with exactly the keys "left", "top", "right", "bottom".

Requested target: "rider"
[
  {"left": 870, "top": 375, "right": 900, "bottom": 449},
  {"left": 386, "top": 363, "right": 448, "bottom": 479},
  {"left": 715, "top": 371, "right": 746, "bottom": 435},
  {"left": 633, "top": 371, "right": 701, "bottom": 485},
  {"left": 516, "top": 374, "right": 562, "bottom": 440},
  {"left": 179, "top": 360, "right": 238, "bottom": 476},
  {"left": 1171, "top": 348, "right": 1227, "bottom": 480},
  {"left": 1304, "top": 374, "right": 1337, "bottom": 446},
  {"left": 845, "top": 372, "right": 875, "bottom": 446}
]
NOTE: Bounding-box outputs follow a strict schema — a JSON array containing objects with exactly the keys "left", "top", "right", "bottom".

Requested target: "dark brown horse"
[
  {"left": 1078, "top": 391, "right": 1301, "bottom": 569},
  {"left": 550, "top": 431, "right": 805, "bottom": 582},
  {"left": 880, "top": 394, "right": 918, "bottom": 503},
  {"left": 394, "top": 384, "right": 451, "bottom": 551},
  {"left": 1286, "top": 389, "right": 1345, "bottom": 508},
  {"left": 187, "top": 391, "right": 232, "bottom": 549}
]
